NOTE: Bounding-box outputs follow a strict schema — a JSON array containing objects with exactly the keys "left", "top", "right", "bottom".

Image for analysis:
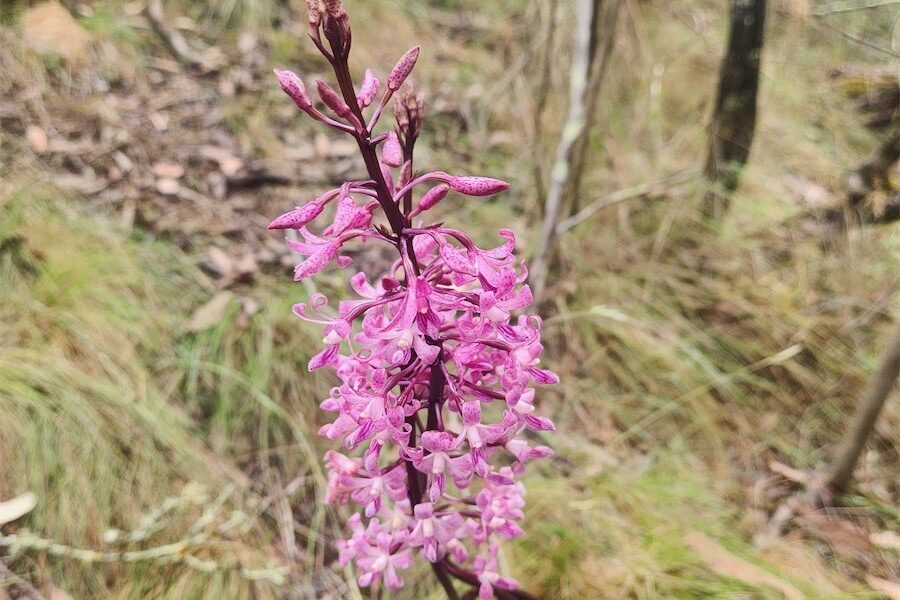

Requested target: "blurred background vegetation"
[{"left": 0, "top": 0, "right": 898, "bottom": 598}]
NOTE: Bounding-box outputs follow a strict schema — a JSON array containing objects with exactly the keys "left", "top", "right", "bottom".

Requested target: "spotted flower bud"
[
  {"left": 411, "top": 184, "right": 450, "bottom": 216},
  {"left": 387, "top": 46, "right": 420, "bottom": 91},
  {"left": 275, "top": 69, "right": 313, "bottom": 111},
  {"left": 316, "top": 80, "right": 353, "bottom": 120},
  {"left": 324, "top": 0, "right": 345, "bottom": 18},
  {"left": 394, "top": 85, "right": 424, "bottom": 138},
  {"left": 448, "top": 176, "right": 509, "bottom": 197},
  {"left": 382, "top": 131, "right": 403, "bottom": 167},
  {"left": 357, "top": 69, "right": 380, "bottom": 107}
]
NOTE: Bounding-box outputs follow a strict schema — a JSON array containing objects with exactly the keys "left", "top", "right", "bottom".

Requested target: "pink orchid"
[{"left": 269, "top": 2, "right": 554, "bottom": 597}]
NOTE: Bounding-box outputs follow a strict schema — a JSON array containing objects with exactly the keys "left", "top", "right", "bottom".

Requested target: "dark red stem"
[
  {"left": 432, "top": 561, "right": 461, "bottom": 600},
  {"left": 444, "top": 562, "right": 543, "bottom": 600}
]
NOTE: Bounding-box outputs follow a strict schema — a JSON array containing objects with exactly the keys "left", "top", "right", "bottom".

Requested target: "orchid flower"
[{"left": 269, "top": 3, "right": 555, "bottom": 598}]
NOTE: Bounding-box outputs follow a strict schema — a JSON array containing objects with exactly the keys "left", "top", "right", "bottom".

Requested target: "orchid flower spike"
[{"left": 268, "top": 7, "right": 553, "bottom": 599}]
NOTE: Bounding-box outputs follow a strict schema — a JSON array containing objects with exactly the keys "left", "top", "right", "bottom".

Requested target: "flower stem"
[
  {"left": 432, "top": 560, "right": 461, "bottom": 600},
  {"left": 444, "top": 562, "right": 543, "bottom": 600},
  {"left": 329, "top": 54, "right": 406, "bottom": 237}
]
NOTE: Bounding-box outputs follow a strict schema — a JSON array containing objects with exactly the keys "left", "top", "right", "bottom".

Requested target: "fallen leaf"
[
  {"left": 796, "top": 511, "right": 873, "bottom": 557},
  {"left": 152, "top": 162, "right": 185, "bottom": 179},
  {"left": 55, "top": 173, "right": 107, "bottom": 195},
  {"left": 201, "top": 247, "right": 236, "bottom": 280},
  {"left": 21, "top": 2, "right": 93, "bottom": 64},
  {"left": 218, "top": 78, "right": 236, "bottom": 98},
  {"left": 113, "top": 151, "right": 134, "bottom": 173},
  {"left": 871, "top": 530, "right": 900, "bottom": 551},
  {"left": 240, "top": 296, "right": 260, "bottom": 317},
  {"left": 183, "top": 292, "right": 233, "bottom": 333},
  {"left": 685, "top": 532, "right": 805, "bottom": 600},
  {"left": 200, "top": 145, "right": 243, "bottom": 177},
  {"left": 867, "top": 576, "right": 900, "bottom": 600},
  {"left": 235, "top": 254, "right": 258, "bottom": 279},
  {"left": 238, "top": 31, "right": 257, "bottom": 55},
  {"left": 174, "top": 16, "right": 195, "bottom": 30},
  {"left": 236, "top": 295, "right": 260, "bottom": 328},
  {"left": 785, "top": 175, "right": 830, "bottom": 208},
  {"left": 155, "top": 177, "right": 181, "bottom": 196},
  {"left": 48, "top": 586, "right": 75, "bottom": 600},
  {"left": 149, "top": 112, "right": 169, "bottom": 132},
  {"left": 0, "top": 492, "right": 37, "bottom": 526},
  {"left": 25, "top": 125, "right": 48, "bottom": 153},
  {"left": 769, "top": 460, "right": 811, "bottom": 485},
  {"left": 119, "top": 198, "right": 136, "bottom": 230}
]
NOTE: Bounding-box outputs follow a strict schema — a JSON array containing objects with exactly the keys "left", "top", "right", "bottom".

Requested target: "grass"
[
  {"left": 0, "top": 186, "right": 292, "bottom": 599},
  {"left": 1, "top": 0, "right": 899, "bottom": 598},
  {"left": 515, "top": 449, "right": 889, "bottom": 599}
]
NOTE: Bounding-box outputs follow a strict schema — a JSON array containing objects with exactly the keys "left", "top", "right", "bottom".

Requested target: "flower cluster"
[{"left": 269, "top": 3, "right": 555, "bottom": 598}]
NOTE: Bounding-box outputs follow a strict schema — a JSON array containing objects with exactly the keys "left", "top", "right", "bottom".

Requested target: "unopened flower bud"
[
  {"left": 394, "top": 85, "right": 424, "bottom": 138},
  {"left": 448, "top": 176, "right": 509, "bottom": 197},
  {"left": 394, "top": 103, "right": 410, "bottom": 131},
  {"left": 324, "top": 0, "right": 345, "bottom": 18},
  {"left": 275, "top": 69, "right": 313, "bottom": 111},
  {"left": 268, "top": 200, "right": 324, "bottom": 229},
  {"left": 316, "top": 80, "right": 353, "bottom": 120},
  {"left": 387, "top": 46, "right": 420, "bottom": 91},
  {"left": 357, "top": 69, "right": 380, "bottom": 107},
  {"left": 306, "top": 0, "right": 320, "bottom": 26},
  {"left": 382, "top": 131, "right": 403, "bottom": 167},
  {"left": 412, "top": 184, "right": 450, "bottom": 215}
]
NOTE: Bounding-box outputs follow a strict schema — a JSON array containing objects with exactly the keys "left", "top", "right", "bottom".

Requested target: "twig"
[
  {"left": 816, "top": 20, "right": 900, "bottom": 58},
  {"left": 813, "top": 0, "right": 900, "bottom": 15},
  {"left": 530, "top": 0, "right": 559, "bottom": 202},
  {"left": 529, "top": 0, "right": 603, "bottom": 304},
  {"left": 555, "top": 169, "right": 698, "bottom": 234},
  {"left": 0, "top": 486, "right": 289, "bottom": 587},
  {"left": 826, "top": 320, "right": 900, "bottom": 493}
]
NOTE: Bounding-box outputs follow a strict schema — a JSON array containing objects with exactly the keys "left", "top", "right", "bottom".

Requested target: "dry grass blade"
[
  {"left": 0, "top": 493, "right": 36, "bottom": 526},
  {"left": 684, "top": 532, "right": 805, "bottom": 600},
  {"left": 556, "top": 170, "right": 699, "bottom": 234},
  {"left": 867, "top": 576, "right": 900, "bottom": 599}
]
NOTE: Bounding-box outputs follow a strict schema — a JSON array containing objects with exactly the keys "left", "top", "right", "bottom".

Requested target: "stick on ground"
[{"left": 826, "top": 321, "right": 900, "bottom": 494}]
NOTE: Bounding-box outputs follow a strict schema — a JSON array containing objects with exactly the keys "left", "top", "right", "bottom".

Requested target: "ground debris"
[
  {"left": 1, "top": 12, "right": 366, "bottom": 276},
  {"left": 684, "top": 532, "right": 805, "bottom": 600},
  {"left": 21, "top": 2, "right": 92, "bottom": 65},
  {"left": 183, "top": 291, "right": 234, "bottom": 333},
  {"left": 867, "top": 576, "right": 900, "bottom": 600}
]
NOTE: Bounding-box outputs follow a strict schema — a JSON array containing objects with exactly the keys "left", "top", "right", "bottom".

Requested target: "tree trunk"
[
  {"left": 702, "top": 0, "right": 767, "bottom": 218},
  {"left": 826, "top": 321, "right": 900, "bottom": 494},
  {"left": 530, "top": 0, "right": 621, "bottom": 304}
]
